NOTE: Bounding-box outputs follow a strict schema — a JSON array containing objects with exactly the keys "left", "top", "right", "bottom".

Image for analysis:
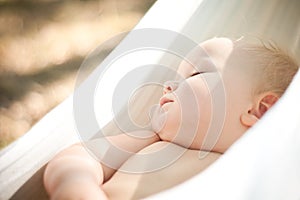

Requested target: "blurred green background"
[{"left": 0, "top": 0, "right": 156, "bottom": 148}]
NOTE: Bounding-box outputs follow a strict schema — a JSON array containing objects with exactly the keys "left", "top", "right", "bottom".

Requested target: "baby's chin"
[{"left": 149, "top": 104, "right": 167, "bottom": 133}]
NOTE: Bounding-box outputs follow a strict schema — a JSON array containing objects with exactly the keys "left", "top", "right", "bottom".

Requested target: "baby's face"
[{"left": 152, "top": 38, "right": 257, "bottom": 153}]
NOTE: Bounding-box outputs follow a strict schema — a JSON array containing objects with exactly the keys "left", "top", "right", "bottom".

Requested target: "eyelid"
[{"left": 190, "top": 71, "right": 203, "bottom": 77}]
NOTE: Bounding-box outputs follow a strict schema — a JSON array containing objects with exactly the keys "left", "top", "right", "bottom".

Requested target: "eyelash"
[{"left": 190, "top": 72, "right": 203, "bottom": 77}]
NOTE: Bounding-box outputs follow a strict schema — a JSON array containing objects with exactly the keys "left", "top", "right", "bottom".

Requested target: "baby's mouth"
[{"left": 159, "top": 96, "right": 174, "bottom": 107}]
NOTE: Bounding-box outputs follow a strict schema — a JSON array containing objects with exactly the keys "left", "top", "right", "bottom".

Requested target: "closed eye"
[{"left": 190, "top": 71, "right": 203, "bottom": 77}]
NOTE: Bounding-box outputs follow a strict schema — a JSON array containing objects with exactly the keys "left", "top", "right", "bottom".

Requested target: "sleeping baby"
[{"left": 43, "top": 37, "right": 299, "bottom": 199}]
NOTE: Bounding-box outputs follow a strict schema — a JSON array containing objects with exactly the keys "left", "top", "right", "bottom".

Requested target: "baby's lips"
[{"left": 159, "top": 95, "right": 174, "bottom": 106}]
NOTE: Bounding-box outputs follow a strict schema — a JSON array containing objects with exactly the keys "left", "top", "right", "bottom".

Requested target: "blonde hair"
[{"left": 240, "top": 40, "right": 299, "bottom": 97}]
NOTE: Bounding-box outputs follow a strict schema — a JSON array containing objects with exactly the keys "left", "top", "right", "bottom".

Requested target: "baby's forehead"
[
  {"left": 176, "top": 38, "right": 261, "bottom": 78},
  {"left": 177, "top": 38, "right": 235, "bottom": 74}
]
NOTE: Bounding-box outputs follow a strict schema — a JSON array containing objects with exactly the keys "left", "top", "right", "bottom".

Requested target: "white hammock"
[{"left": 0, "top": 0, "right": 299, "bottom": 199}]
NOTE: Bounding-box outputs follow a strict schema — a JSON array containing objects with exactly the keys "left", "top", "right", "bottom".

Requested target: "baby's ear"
[{"left": 241, "top": 92, "right": 279, "bottom": 127}]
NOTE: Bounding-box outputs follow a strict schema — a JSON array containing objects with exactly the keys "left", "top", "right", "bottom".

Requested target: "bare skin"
[
  {"left": 102, "top": 142, "right": 220, "bottom": 200},
  {"left": 44, "top": 132, "right": 160, "bottom": 200},
  {"left": 44, "top": 38, "right": 279, "bottom": 199}
]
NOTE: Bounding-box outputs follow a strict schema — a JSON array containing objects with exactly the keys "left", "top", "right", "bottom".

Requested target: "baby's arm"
[
  {"left": 44, "top": 131, "right": 159, "bottom": 199},
  {"left": 43, "top": 143, "right": 107, "bottom": 199}
]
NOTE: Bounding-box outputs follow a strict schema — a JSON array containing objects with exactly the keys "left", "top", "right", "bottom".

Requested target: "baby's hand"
[{"left": 51, "top": 178, "right": 108, "bottom": 200}]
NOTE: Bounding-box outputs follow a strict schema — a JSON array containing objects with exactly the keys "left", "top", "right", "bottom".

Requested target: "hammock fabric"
[{"left": 0, "top": 0, "right": 299, "bottom": 199}]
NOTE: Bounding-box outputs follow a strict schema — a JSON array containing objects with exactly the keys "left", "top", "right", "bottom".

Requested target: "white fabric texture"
[{"left": 0, "top": 0, "right": 299, "bottom": 199}]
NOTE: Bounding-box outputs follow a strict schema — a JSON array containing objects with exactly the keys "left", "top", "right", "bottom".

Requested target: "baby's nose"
[{"left": 163, "top": 81, "right": 179, "bottom": 94}]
